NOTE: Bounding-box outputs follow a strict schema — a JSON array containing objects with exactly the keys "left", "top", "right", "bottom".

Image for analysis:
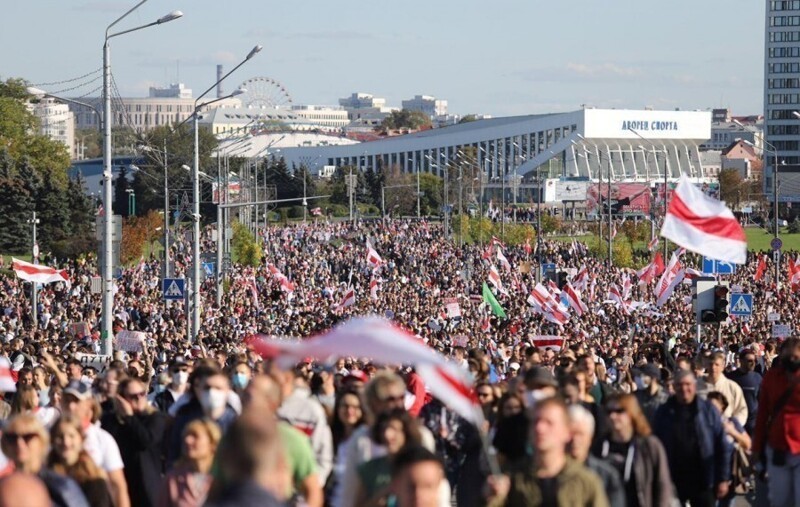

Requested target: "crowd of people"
[{"left": 0, "top": 218, "right": 797, "bottom": 506}]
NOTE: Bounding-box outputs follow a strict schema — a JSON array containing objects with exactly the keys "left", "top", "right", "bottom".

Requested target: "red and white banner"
[
  {"left": 572, "top": 264, "right": 589, "bottom": 291},
  {"left": 488, "top": 265, "right": 505, "bottom": 293},
  {"left": 369, "top": 277, "right": 380, "bottom": 301},
  {"left": 267, "top": 264, "right": 295, "bottom": 294},
  {"left": 527, "top": 283, "right": 569, "bottom": 326},
  {"left": 754, "top": 254, "right": 767, "bottom": 282},
  {"left": 531, "top": 335, "right": 566, "bottom": 352},
  {"left": 247, "top": 317, "right": 480, "bottom": 425},
  {"left": 647, "top": 236, "right": 659, "bottom": 252},
  {"left": 310, "top": 207, "right": 323, "bottom": 216},
  {"left": 660, "top": 174, "right": 746, "bottom": 264},
  {"left": 636, "top": 252, "right": 665, "bottom": 285},
  {"left": 12, "top": 258, "right": 69, "bottom": 285}
]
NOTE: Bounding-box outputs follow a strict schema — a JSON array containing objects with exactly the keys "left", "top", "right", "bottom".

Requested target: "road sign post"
[
  {"left": 162, "top": 278, "right": 186, "bottom": 301},
  {"left": 729, "top": 293, "right": 753, "bottom": 318}
]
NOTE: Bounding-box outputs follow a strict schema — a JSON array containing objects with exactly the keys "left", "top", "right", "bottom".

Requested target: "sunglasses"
[
  {"left": 477, "top": 391, "right": 493, "bottom": 398},
  {"left": 2, "top": 432, "right": 39, "bottom": 444},
  {"left": 606, "top": 407, "right": 625, "bottom": 415},
  {"left": 124, "top": 391, "right": 146, "bottom": 400},
  {"left": 381, "top": 394, "right": 405, "bottom": 404}
]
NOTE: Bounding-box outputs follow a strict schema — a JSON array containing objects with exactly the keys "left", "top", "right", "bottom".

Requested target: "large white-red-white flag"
[
  {"left": 12, "top": 258, "right": 69, "bottom": 285},
  {"left": 267, "top": 264, "right": 295, "bottom": 294},
  {"left": 531, "top": 335, "right": 566, "bottom": 352},
  {"left": 487, "top": 265, "right": 505, "bottom": 293},
  {"left": 636, "top": 252, "right": 665, "bottom": 285},
  {"left": 496, "top": 248, "right": 511, "bottom": 271},
  {"left": 660, "top": 174, "right": 746, "bottom": 264},
  {"left": 336, "top": 287, "right": 356, "bottom": 311},
  {"left": 247, "top": 317, "right": 481, "bottom": 425}
]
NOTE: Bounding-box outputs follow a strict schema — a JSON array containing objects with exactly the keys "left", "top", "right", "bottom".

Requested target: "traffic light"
[{"left": 701, "top": 284, "right": 729, "bottom": 323}]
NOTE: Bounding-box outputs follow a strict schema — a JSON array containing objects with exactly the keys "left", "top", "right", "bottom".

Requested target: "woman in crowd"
[
  {"left": 48, "top": 415, "right": 113, "bottom": 507},
  {"left": 707, "top": 391, "right": 752, "bottom": 506},
  {"left": 32, "top": 365, "right": 50, "bottom": 406},
  {"left": 157, "top": 419, "right": 221, "bottom": 507},
  {"left": 354, "top": 409, "right": 422, "bottom": 507},
  {"left": 10, "top": 384, "right": 59, "bottom": 428},
  {"left": 596, "top": 393, "right": 674, "bottom": 507}
]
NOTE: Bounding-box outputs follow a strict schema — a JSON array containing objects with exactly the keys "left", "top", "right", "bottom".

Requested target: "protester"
[
  {"left": 156, "top": 419, "right": 221, "bottom": 507},
  {"left": 48, "top": 415, "right": 114, "bottom": 507},
  {"left": 753, "top": 336, "right": 800, "bottom": 507},
  {"left": 697, "top": 352, "right": 748, "bottom": 427},
  {"left": 389, "top": 446, "right": 447, "bottom": 507},
  {"left": 632, "top": 363, "right": 668, "bottom": 426},
  {"left": 653, "top": 371, "right": 732, "bottom": 506},
  {"left": 727, "top": 348, "right": 762, "bottom": 435}
]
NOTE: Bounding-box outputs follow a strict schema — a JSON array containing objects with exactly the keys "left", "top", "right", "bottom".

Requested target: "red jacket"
[
  {"left": 753, "top": 364, "right": 800, "bottom": 455},
  {"left": 405, "top": 371, "right": 431, "bottom": 417}
]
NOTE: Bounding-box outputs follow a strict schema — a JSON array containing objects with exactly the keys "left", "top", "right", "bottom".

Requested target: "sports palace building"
[{"left": 223, "top": 108, "right": 713, "bottom": 215}]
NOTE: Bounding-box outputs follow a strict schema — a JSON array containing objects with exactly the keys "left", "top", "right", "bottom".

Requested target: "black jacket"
[{"left": 101, "top": 410, "right": 168, "bottom": 507}]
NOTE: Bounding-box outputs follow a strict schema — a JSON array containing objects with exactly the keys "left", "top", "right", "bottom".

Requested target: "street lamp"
[
  {"left": 576, "top": 136, "right": 614, "bottom": 265},
  {"left": 102, "top": 2, "right": 182, "bottom": 356},
  {"left": 736, "top": 118, "right": 781, "bottom": 288},
  {"left": 189, "top": 46, "right": 260, "bottom": 341}
]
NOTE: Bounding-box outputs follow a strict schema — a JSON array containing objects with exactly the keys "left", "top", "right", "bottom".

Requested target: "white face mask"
[
  {"left": 525, "top": 389, "right": 550, "bottom": 407},
  {"left": 199, "top": 388, "right": 227, "bottom": 414},
  {"left": 173, "top": 371, "right": 189, "bottom": 386},
  {"left": 634, "top": 375, "right": 646, "bottom": 390}
]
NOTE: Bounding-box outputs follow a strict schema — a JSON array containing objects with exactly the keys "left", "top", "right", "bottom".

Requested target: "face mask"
[
  {"left": 173, "top": 371, "right": 189, "bottom": 386},
  {"left": 199, "top": 388, "right": 227, "bottom": 414},
  {"left": 634, "top": 375, "right": 646, "bottom": 390},
  {"left": 784, "top": 357, "right": 800, "bottom": 373},
  {"left": 154, "top": 384, "right": 167, "bottom": 394},
  {"left": 525, "top": 389, "right": 549, "bottom": 407},
  {"left": 232, "top": 373, "right": 249, "bottom": 389}
]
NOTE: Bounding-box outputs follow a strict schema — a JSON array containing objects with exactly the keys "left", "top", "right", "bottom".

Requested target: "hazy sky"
[{"left": 2, "top": 0, "right": 765, "bottom": 117}]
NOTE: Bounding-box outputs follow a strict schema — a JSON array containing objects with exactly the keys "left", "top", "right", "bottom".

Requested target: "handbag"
[{"left": 731, "top": 445, "right": 754, "bottom": 494}]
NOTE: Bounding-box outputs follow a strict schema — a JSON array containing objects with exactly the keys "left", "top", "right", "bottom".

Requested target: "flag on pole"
[
  {"left": 267, "top": 264, "right": 295, "bottom": 294},
  {"left": 366, "top": 241, "right": 383, "bottom": 268},
  {"left": 369, "top": 277, "right": 380, "bottom": 301},
  {"left": 482, "top": 282, "right": 507, "bottom": 318},
  {"left": 562, "top": 283, "right": 588, "bottom": 316},
  {"left": 487, "top": 265, "right": 505, "bottom": 293},
  {"left": 531, "top": 336, "right": 566, "bottom": 352},
  {"left": 497, "top": 248, "right": 511, "bottom": 270},
  {"left": 491, "top": 236, "right": 506, "bottom": 249},
  {"left": 11, "top": 258, "right": 69, "bottom": 285},
  {"left": 660, "top": 174, "right": 747, "bottom": 264},
  {"left": 636, "top": 252, "right": 665, "bottom": 285},
  {"left": 654, "top": 252, "right": 685, "bottom": 307},
  {"left": 310, "top": 207, "right": 322, "bottom": 216},
  {"left": 647, "top": 236, "right": 659, "bottom": 252},
  {"left": 336, "top": 287, "right": 355, "bottom": 311}
]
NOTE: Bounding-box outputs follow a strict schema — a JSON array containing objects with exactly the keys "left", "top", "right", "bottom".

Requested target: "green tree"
[
  {"left": 378, "top": 110, "right": 432, "bottom": 132},
  {"left": 231, "top": 220, "right": 262, "bottom": 267},
  {"left": 37, "top": 171, "right": 71, "bottom": 247},
  {"left": 113, "top": 165, "right": 131, "bottom": 216},
  {"left": 719, "top": 169, "right": 745, "bottom": 210},
  {"left": 418, "top": 173, "right": 443, "bottom": 215},
  {"left": 0, "top": 151, "right": 33, "bottom": 252}
]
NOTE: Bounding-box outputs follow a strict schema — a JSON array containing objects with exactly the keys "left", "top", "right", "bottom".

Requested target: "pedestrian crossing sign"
[
  {"left": 163, "top": 278, "right": 185, "bottom": 300},
  {"left": 729, "top": 293, "right": 753, "bottom": 317}
]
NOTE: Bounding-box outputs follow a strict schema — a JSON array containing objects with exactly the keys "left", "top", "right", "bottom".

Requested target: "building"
[
  {"left": 28, "top": 97, "right": 75, "bottom": 157},
  {"left": 289, "top": 105, "right": 350, "bottom": 129},
  {"left": 764, "top": 1, "right": 800, "bottom": 201},
  {"left": 401, "top": 95, "right": 447, "bottom": 118},
  {"left": 701, "top": 120, "right": 763, "bottom": 151},
  {"left": 68, "top": 83, "right": 241, "bottom": 132},
  {"left": 339, "top": 92, "right": 396, "bottom": 132},
  {"left": 721, "top": 140, "right": 761, "bottom": 179},
  {"left": 260, "top": 108, "right": 712, "bottom": 206},
  {"left": 339, "top": 92, "right": 387, "bottom": 110}
]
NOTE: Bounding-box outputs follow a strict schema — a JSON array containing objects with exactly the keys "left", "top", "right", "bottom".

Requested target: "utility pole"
[{"left": 28, "top": 212, "right": 40, "bottom": 326}]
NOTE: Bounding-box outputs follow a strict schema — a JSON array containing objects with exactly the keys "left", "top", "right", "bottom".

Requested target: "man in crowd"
[
  {"left": 633, "top": 363, "right": 668, "bottom": 425},
  {"left": 727, "top": 348, "right": 762, "bottom": 435},
  {"left": 697, "top": 351, "right": 748, "bottom": 427}
]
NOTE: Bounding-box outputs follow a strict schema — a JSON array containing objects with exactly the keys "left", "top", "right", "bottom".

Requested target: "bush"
[
  {"left": 231, "top": 221, "right": 262, "bottom": 267},
  {"left": 587, "top": 235, "right": 634, "bottom": 268},
  {"left": 50, "top": 235, "right": 94, "bottom": 260},
  {"left": 286, "top": 206, "right": 305, "bottom": 219},
  {"left": 789, "top": 218, "right": 800, "bottom": 234}
]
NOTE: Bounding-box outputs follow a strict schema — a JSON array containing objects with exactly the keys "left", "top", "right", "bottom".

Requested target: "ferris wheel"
[{"left": 238, "top": 77, "right": 293, "bottom": 109}]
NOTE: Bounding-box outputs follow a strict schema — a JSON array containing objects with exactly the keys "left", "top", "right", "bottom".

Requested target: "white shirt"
[{"left": 83, "top": 422, "right": 124, "bottom": 472}]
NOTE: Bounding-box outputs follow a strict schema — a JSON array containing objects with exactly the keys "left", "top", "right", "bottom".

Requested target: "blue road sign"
[
  {"left": 702, "top": 257, "right": 736, "bottom": 275},
  {"left": 729, "top": 293, "right": 753, "bottom": 317},
  {"left": 202, "top": 262, "right": 215, "bottom": 277},
  {"left": 542, "top": 263, "right": 556, "bottom": 273},
  {"left": 162, "top": 278, "right": 185, "bottom": 300}
]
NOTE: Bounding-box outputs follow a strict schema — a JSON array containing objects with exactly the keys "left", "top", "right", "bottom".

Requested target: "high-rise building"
[
  {"left": 764, "top": 1, "right": 800, "bottom": 201},
  {"left": 28, "top": 97, "right": 75, "bottom": 157}
]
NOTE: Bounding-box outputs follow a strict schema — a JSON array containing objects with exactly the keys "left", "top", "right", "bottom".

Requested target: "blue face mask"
[
  {"left": 154, "top": 384, "right": 167, "bottom": 394},
  {"left": 232, "top": 373, "right": 249, "bottom": 389}
]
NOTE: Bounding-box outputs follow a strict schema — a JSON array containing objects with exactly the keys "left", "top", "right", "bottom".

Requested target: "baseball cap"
[
  {"left": 64, "top": 380, "right": 93, "bottom": 401},
  {"left": 508, "top": 362, "right": 521, "bottom": 372},
  {"left": 635, "top": 363, "right": 661, "bottom": 381},
  {"left": 524, "top": 367, "right": 558, "bottom": 388}
]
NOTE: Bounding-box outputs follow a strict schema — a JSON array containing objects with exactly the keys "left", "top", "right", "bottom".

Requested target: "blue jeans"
[{"left": 766, "top": 446, "right": 800, "bottom": 507}]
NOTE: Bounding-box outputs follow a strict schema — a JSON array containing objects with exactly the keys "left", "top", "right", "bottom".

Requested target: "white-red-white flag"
[
  {"left": 497, "top": 248, "right": 511, "bottom": 271},
  {"left": 660, "top": 174, "right": 746, "bottom": 264},
  {"left": 491, "top": 236, "right": 505, "bottom": 249},
  {"left": 531, "top": 335, "right": 566, "bottom": 352},
  {"left": 336, "top": 287, "right": 355, "bottom": 311},
  {"left": 572, "top": 264, "right": 589, "bottom": 291},
  {"left": 636, "top": 252, "right": 665, "bottom": 285},
  {"left": 247, "top": 317, "right": 481, "bottom": 425},
  {"left": 11, "top": 258, "right": 69, "bottom": 285},
  {"left": 267, "top": 264, "right": 295, "bottom": 294},
  {"left": 654, "top": 252, "right": 685, "bottom": 307},
  {"left": 488, "top": 265, "right": 505, "bottom": 293},
  {"left": 310, "top": 207, "right": 322, "bottom": 216},
  {"left": 369, "top": 277, "right": 380, "bottom": 301},
  {"left": 647, "top": 236, "right": 659, "bottom": 252},
  {"left": 366, "top": 241, "right": 383, "bottom": 269},
  {"left": 562, "top": 283, "right": 588, "bottom": 317},
  {"left": 621, "top": 272, "right": 632, "bottom": 299}
]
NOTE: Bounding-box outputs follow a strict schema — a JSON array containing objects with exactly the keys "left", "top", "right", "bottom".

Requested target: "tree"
[
  {"left": 719, "top": 169, "right": 745, "bottom": 210},
  {"left": 37, "top": 171, "right": 71, "bottom": 247},
  {"left": 418, "top": 173, "right": 443, "bottom": 215},
  {"left": 378, "top": 110, "right": 432, "bottom": 132},
  {"left": 231, "top": 220, "right": 262, "bottom": 267},
  {"left": 113, "top": 165, "right": 131, "bottom": 216},
  {"left": 458, "top": 114, "right": 478, "bottom": 124}
]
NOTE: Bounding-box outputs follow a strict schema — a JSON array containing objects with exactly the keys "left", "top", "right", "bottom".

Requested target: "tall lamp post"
[
  {"left": 627, "top": 128, "right": 669, "bottom": 260},
  {"left": 189, "top": 45, "right": 261, "bottom": 341},
  {"left": 102, "top": 3, "right": 182, "bottom": 356}
]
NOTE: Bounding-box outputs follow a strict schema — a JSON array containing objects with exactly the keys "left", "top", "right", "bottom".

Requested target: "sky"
[{"left": 1, "top": 0, "right": 766, "bottom": 117}]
